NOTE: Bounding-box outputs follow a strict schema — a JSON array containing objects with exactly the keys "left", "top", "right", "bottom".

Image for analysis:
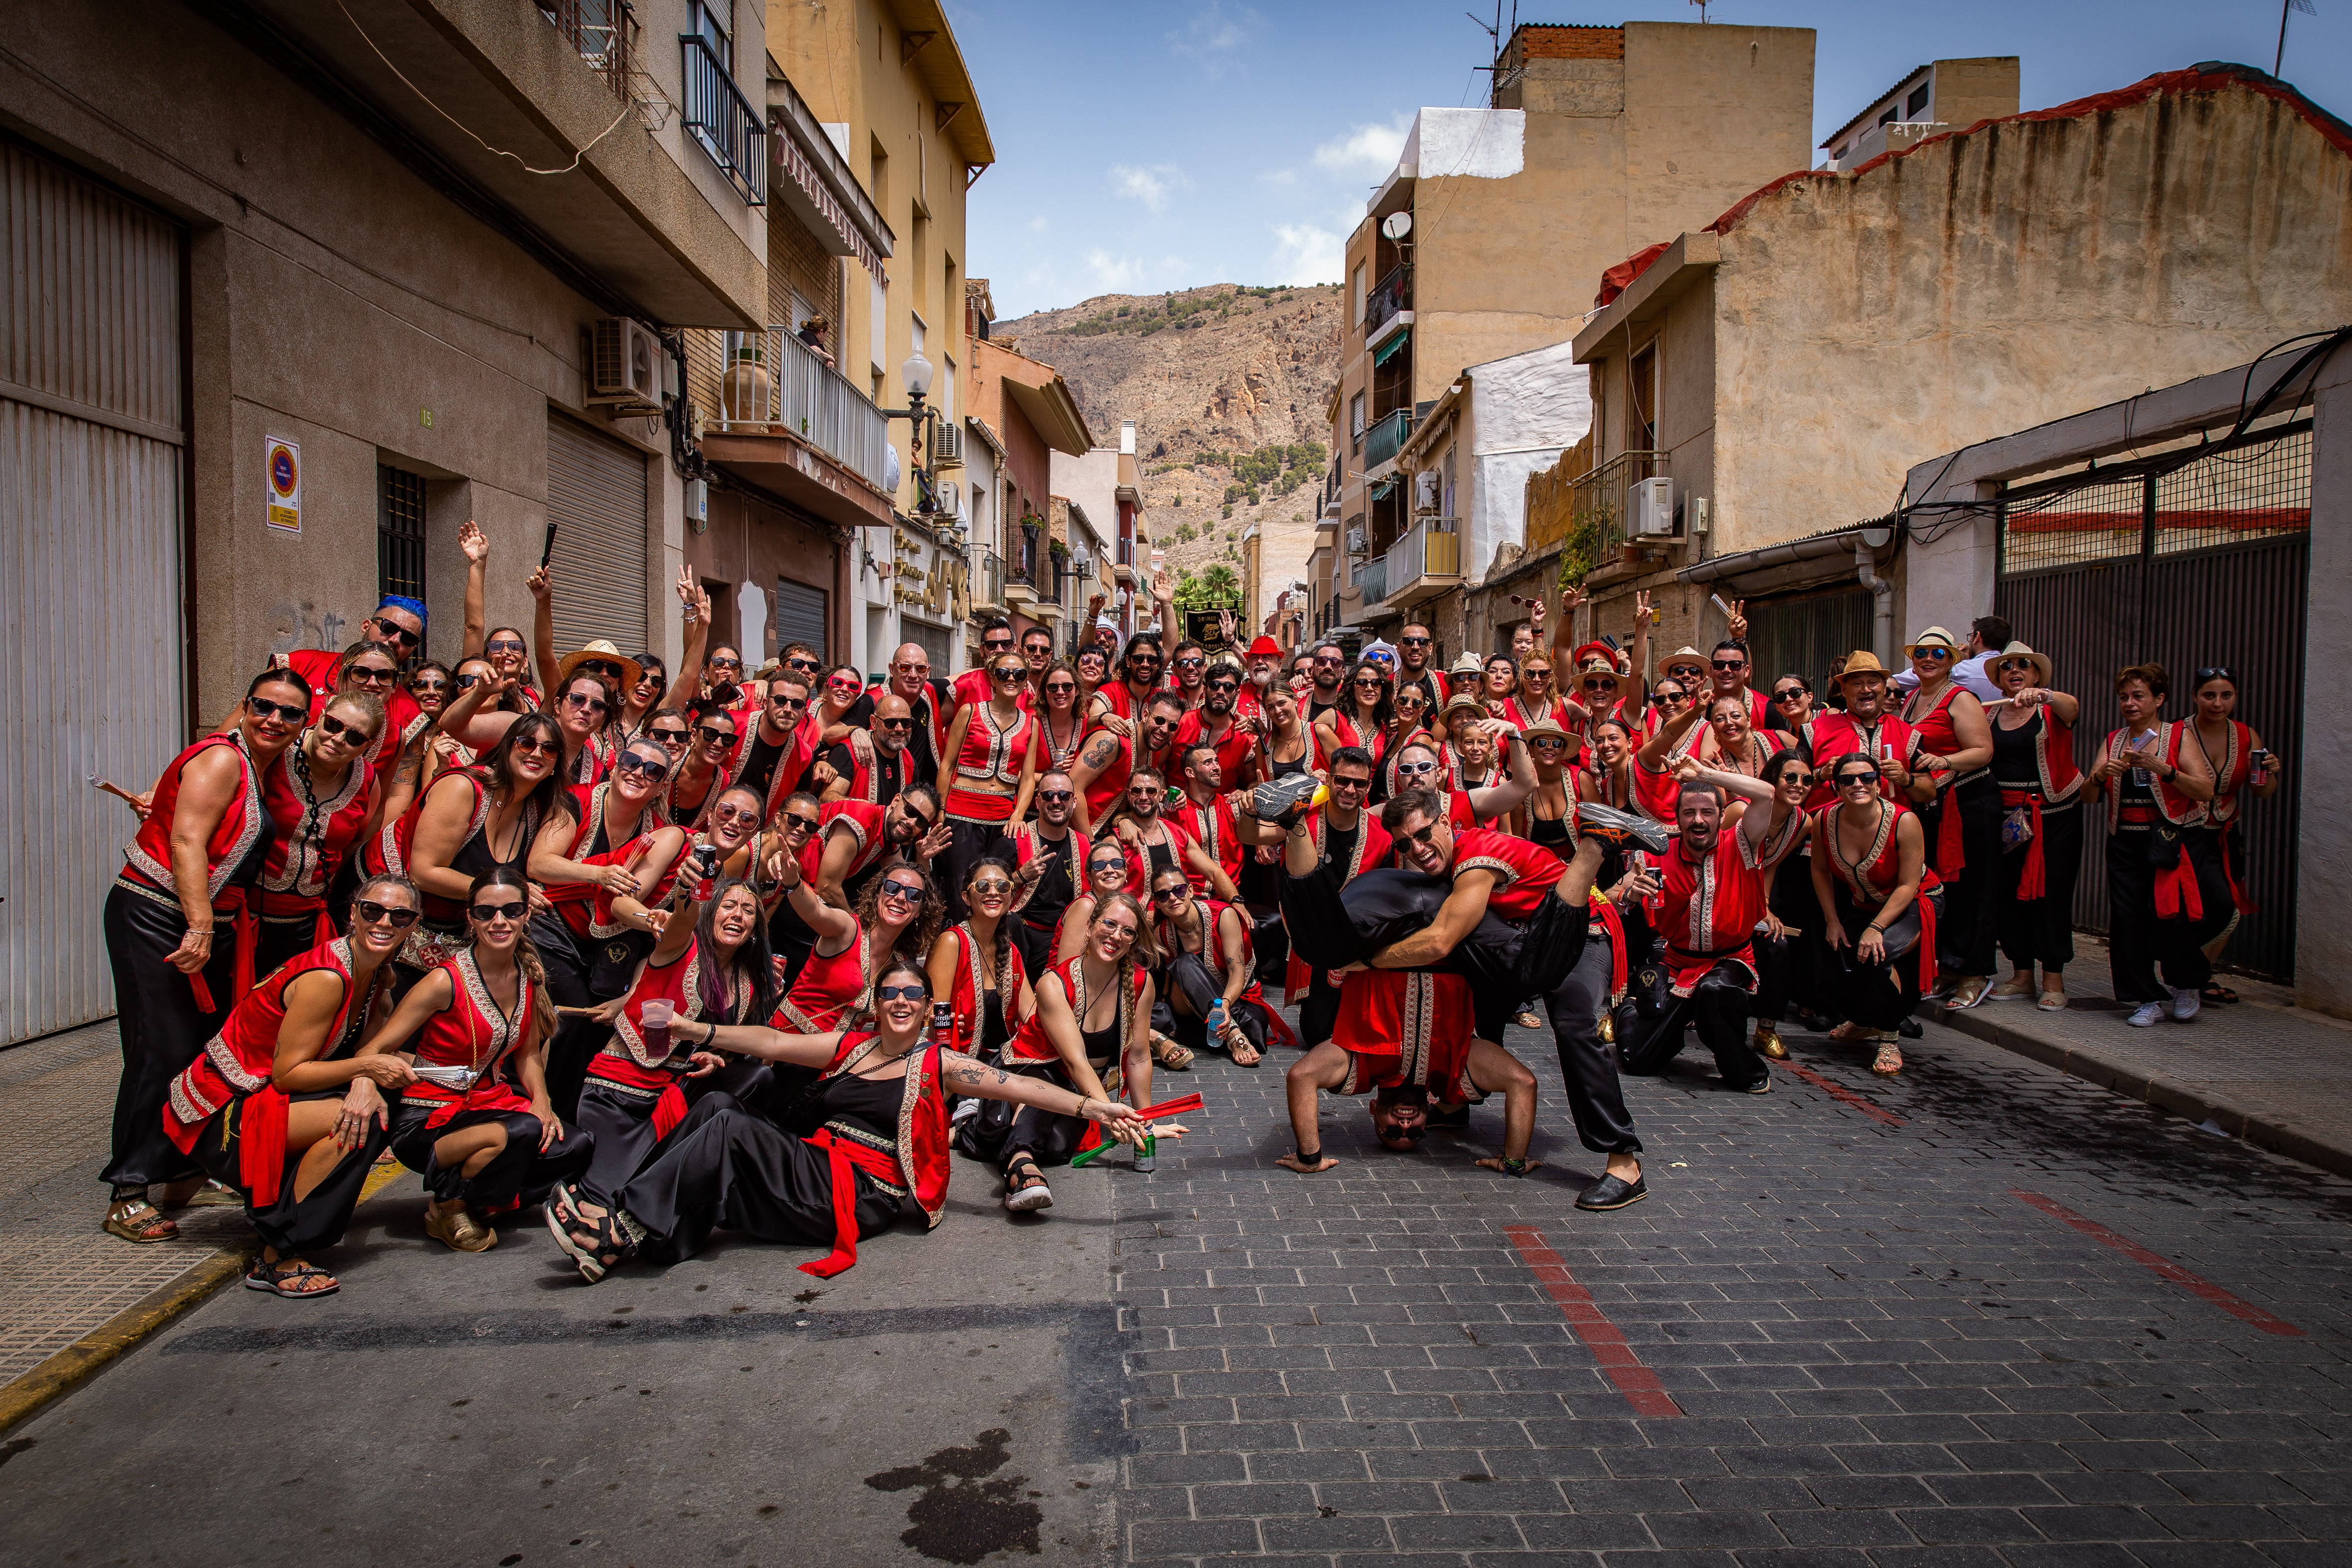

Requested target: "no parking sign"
[{"left": 265, "top": 436, "right": 301, "bottom": 533}]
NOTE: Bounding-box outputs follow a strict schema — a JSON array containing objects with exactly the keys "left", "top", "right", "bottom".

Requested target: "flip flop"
[{"left": 2201, "top": 983, "right": 2239, "bottom": 1005}]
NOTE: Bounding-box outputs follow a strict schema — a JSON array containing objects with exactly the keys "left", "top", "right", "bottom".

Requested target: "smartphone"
[{"left": 540, "top": 521, "right": 559, "bottom": 569}]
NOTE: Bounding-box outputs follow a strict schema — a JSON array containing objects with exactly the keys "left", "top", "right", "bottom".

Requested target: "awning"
[
  {"left": 1372, "top": 328, "right": 1411, "bottom": 367},
  {"left": 1368, "top": 477, "right": 1398, "bottom": 500}
]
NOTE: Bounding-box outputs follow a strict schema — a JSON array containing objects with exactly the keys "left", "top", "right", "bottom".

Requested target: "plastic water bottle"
[{"left": 1206, "top": 999, "right": 1226, "bottom": 1041}]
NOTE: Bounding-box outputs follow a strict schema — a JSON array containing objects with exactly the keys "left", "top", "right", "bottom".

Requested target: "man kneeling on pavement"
[{"left": 1256, "top": 769, "right": 1662, "bottom": 1211}]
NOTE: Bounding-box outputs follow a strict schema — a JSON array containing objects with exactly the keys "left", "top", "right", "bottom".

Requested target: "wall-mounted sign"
[{"left": 265, "top": 436, "right": 301, "bottom": 532}]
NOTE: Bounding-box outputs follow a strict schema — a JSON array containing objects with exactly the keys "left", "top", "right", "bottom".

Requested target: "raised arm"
[
  {"left": 528, "top": 565, "right": 560, "bottom": 701},
  {"left": 1636, "top": 692, "right": 1705, "bottom": 770},
  {"left": 460, "top": 520, "right": 489, "bottom": 660},
  {"left": 663, "top": 573, "right": 709, "bottom": 716}
]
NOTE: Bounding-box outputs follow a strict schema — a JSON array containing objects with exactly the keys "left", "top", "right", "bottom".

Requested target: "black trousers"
[
  {"left": 1544, "top": 937, "right": 1643, "bottom": 1156},
  {"left": 575, "top": 1080, "right": 670, "bottom": 1205},
  {"left": 1000, "top": 1059, "right": 1109, "bottom": 1169},
  {"left": 1924, "top": 773, "right": 2004, "bottom": 974},
  {"left": 1010, "top": 914, "right": 1061, "bottom": 984},
  {"left": 1279, "top": 867, "right": 1586, "bottom": 1041},
  {"left": 1153, "top": 953, "right": 1271, "bottom": 1055},
  {"left": 2106, "top": 829, "right": 2231, "bottom": 1003},
  {"left": 939, "top": 818, "right": 1012, "bottom": 923},
  {"left": 1296, "top": 966, "right": 1343, "bottom": 1048},
  {"left": 1616, "top": 961, "right": 1767, "bottom": 1091},
  {"left": 189, "top": 1090, "right": 387, "bottom": 1256},
  {"left": 769, "top": 900, "right": 819, "bottom": 993},
  {"left": 103, "top": 885, "right": 235, "bottom": 1191},
  {"left": 1824, "top": 892, "right": 1936, "bottom": 1031},
  {"left": 614, "top": 1095, "right": 900, "bottom": 1265},
  {"left": 1992, "top": 801, "right": 2083, "bottom": 970},
  {"left": 258, "top": 914, "right": 323, "bottom": 980},
  {"left": 1758, "top": 855, "right": 1827, "bottom": 1022},
  {"left": 389, "top": 1101, "right": 593, "bottom": 1210},
  {"left": 530, "top": 913, "right": 602, "bottom": 1123}
]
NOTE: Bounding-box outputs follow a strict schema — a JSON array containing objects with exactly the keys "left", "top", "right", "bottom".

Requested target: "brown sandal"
[
  {"left": 103, "top": 1198, "right": 179, "bottom": 1245},
  {"left": 1872, "top": 1042, "right": 1903, "bottom": 1077},
  {"left": 1150, "top": 1034, "right": 1195, "bottom": 1071},
  {"left": 425, "top": 1201, "right": 496, "bottom": 1252}
]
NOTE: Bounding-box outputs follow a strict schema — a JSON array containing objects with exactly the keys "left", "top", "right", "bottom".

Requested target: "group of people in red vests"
[{"left": 95, "top": 525, "right": 2281, "bottom": 1297}]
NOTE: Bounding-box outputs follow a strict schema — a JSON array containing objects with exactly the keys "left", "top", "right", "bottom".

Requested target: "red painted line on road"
[
  {"left": 1778, "top": 1060, "right": 1907, "bottom": 1126},
  {"left": 2009, "top": 1189, "right": 2304, "bottom": 1337},
  {"left": 1504, "top": 1226, "right": 1683, "bottom": 1418}
]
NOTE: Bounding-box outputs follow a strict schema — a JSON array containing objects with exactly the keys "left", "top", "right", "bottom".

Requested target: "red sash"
[
  {"left": 800, "top": 1127, "right": 903, "bottom": 1279},
  {"left": 2000, "top": 788, "right": 2049, "bottom": 900}
]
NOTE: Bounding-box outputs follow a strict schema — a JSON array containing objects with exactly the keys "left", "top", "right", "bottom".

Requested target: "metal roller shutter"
[
  {"left": 2, "top": 141, "right": 186, "bottom": 1042},
  {"left": 546, "top": 412, "right": 649, "bottom": 654},
  {"left": 773, "top": 576, "right": 828, "bottom": 662}
]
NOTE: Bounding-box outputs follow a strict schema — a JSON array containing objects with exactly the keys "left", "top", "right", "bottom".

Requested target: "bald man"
[{"left": 841, "top": 642, "right": 952, "bottom": 788}]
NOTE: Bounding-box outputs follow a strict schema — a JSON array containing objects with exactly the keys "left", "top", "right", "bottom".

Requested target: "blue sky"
[{"left": 949, "top": 0, "right": 2352, "bottom": 320}]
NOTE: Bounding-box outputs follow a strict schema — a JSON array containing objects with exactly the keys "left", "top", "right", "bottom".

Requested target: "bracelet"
[
  {"left": 1073, "top": 1094, "right": 1092, "bottom": 1118},
  {"left": 186, "top": 926, "right": 215, "bottom": 937},
  {"left": 703, "top": 1021, "right": 719, "bottom": 1047},
  {"left": 1863, "top": 923, "right": 1884, "bottom": 935},
  {"left": 1500, "top": 1155, "right": 1529, "bottom": 1177}
]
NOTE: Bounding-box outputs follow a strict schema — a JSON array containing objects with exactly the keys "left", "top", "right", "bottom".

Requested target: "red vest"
[
  {"left": 1643, "top": 831, "right": 1770, "bottom": 994},
  {"left": 258, "top": 747, "right": 376, "bottom": 924},
  {"left": 122, "top": 733, "right": 268, "bottom": 907},
  {"left": 2197, "top": 719, "right": 2254, "bottom": 826},
  {"left": 1169, "top": 793, "right": 1243, "bottom": 891},
  {"left": 1451, "top": 829, "right": 1565, "bottom": 921},
  {"left": 1174, "top": 709, "right": 1256, "bottom": 790},
  {"left": 2100, "top": 723, "right": 2206, "bottom": 832},
  {"left": 402, "top": 951, "right": 538, "bottom": 1131},
  {"left": 940, "top": 922, "right": 1029, "bottom": 1049},
  {"left": 1007, "top": 956, "right": 1148, "bottom": 1065},
  {"left": 818, "top": 1031, "right": 950, "bottom": 1231},
  {"left": 1801, "top": 710, "right": 1921, "bottom": 812},
  {"left": 945, "top": 702, "right": 1035, "bottom": 822},
  {"left": 779, "top": 919, "right": 875, "bottom": 1033}
]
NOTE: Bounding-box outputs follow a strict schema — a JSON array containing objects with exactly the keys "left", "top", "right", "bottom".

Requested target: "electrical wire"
[{"left": 334, "top": 0, "right": 638, "bottom": 177}]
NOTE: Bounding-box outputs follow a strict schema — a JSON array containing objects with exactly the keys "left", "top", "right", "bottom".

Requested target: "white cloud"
[
  {"left": 1084, "top": 249, "right": 1150, "bottom": 291},
  {"left": 1167, "top": 2, "right": 1261, "bottom": 78},
  {"left": 1268, "top": 222, "right": 1344, "bottom": 287},
  {"left": 1312, "top": 116, "right": 1411, "bottom": 175},
  {"left": 1110, "top": 162, "right": 1191, "bottom": 213},
  {"left": 1028, "top": 215, "right": 1049, "bottom": 234}
]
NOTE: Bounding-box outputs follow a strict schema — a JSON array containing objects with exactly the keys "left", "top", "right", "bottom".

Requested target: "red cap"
[{"left": 1247, "top": 636, "right": 1282, "bottom": 658}]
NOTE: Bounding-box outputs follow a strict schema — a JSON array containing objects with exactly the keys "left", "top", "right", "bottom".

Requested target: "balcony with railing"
[
  {"left": 1362, "top": 408, "right": 1413, "bottom": 473},
  {"left": 1114, "top": 533, "right": 1137, "bottom": 586},
  {"left": 680, "top": 32, "right": 766, "bottom": 205},
  {"left": 543, "top": 0, "right": 635, "bottom": 98},
  {"left": 1559, "top": 451, "right": 1673, "bottom": 585},
  {"left": 1380, "top": 517, "right": 1462, "bottom": 610},
  {"left": 1364, "top": 264, "right": 1411, "bottom": 344},
  {"left": 971, "top": 549, "right": 1005, "bottom": 615},
  {"left": 710, "top": 327, "right": 892, "bottom": 492},
  {"left": 1351, "top": 555, "right": 1389, "bottom": 607}
]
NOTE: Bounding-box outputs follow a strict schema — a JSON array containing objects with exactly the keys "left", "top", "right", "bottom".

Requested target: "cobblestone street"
[{"left": 1107, "top": 1010, "right": 2352, "bottom": 1566}]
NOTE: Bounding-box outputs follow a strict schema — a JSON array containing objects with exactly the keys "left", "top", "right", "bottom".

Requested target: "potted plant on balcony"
[{"left": 722, "top": 338, "right": 770, "bottom": 426}]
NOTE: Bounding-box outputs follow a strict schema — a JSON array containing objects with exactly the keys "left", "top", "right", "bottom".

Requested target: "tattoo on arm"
[{"left": 1082, "top": 735, "right": 1116, "bottom": 766}]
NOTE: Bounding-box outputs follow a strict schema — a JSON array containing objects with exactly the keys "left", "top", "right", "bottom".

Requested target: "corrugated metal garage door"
[
  {"left": 774, "top": 576, "right": 828, "bottom": 662},
  {"left": 2, "top": 140, "right": 186, "bottom": 1043},
  {"left": 546, "top": 412, "right": 648, "bottom": 655}
]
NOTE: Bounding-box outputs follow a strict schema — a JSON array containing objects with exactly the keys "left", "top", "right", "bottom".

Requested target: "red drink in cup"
[{"left": 641, "top": 998, "right": 673, "bottom": 1057}]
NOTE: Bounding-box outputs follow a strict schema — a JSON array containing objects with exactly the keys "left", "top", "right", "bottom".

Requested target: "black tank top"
[
  {"left": 819, "top": 1069, "right": 902, "bottom": 1146},
  {"left": 1992, "top": 711, "right": 2045, "bottom": 793}
]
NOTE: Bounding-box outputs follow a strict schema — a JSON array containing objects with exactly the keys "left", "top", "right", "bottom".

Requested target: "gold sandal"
[
  {"left": 1149, "top": 1033, "right": 1195, "bottom": 1071},
  {"left": 103, "top": 1198, "right": 179, "bottom": 1245},
  {"left": 425, "top": 1202, "right": 497, "bottom": 1253},
  {"left": 1872, "top": 1042, "right": 1903, "bottom": 1077}
]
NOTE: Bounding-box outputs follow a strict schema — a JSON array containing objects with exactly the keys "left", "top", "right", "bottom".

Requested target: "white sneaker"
[
  {"left": 2127, "top": 1002, "right": 2166, "bottom": 1028},
  {"left": 2171, "top": 988, "right": 2202, "bottom": 1022}
]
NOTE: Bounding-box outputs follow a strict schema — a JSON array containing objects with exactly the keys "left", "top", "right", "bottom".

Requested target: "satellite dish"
[{"left": 1380, "top": 211, "right": 1412, "bottom": 241}]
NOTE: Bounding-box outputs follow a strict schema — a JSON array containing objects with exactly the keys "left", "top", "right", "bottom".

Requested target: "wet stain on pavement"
[{"left": 864, "top": 1427, "right": 1041, "bottom": 1563}]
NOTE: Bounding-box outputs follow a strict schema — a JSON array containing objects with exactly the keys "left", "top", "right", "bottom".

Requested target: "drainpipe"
[{"left": 1856, "top": 535, "right": 1894, "bottom": 666}]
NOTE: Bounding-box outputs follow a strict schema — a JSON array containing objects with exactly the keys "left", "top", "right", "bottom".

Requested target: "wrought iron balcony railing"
[{"left": 681, "top": 32, "right": 766, "bottom": 204}]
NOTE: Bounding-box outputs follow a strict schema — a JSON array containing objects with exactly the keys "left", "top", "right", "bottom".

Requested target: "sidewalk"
[
  {"left": 1922, "top": 933, "right": 2352, "bottom": 1180},
  {"left": 0, "top": 1021, "right": 254, "bottom": 1394}
]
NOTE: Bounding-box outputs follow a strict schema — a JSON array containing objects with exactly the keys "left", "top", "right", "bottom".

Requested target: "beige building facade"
[
  {"left": 1568, "top": 65, "right": 2352, "bottom": 667},
  {"left": 1313, "top": 19, "right": 1815, "bottom": 650}
]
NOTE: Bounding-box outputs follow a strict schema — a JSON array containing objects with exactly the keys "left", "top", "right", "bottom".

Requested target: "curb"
[
  {"left": 1926, "top": 1003, "right": 2352, "bottom": 1183},
  {"left": 0, "top": 1244, "right": 254, "bottom": 1440}
]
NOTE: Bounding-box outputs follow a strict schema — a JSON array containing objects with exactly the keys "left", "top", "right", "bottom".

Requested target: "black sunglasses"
[
  {"left": 875, "top": 983, "right": 928, "bottom": 1002},
  {"left": 613, "top": 752, "right": 668, "bottom": 779},
  {"left": 876, "top": 717, "right": 915, "bottom": 730},
  {"left": 650, "top": 726, "right": 691, "bottom": 743},
  {"left": 982, "top": 638, "right": 1014, "bottom": 652},
  {"left": 315, "top": 713, "right": 373, "bottom": 744},
  {"left": 470, "top": 900, "right": 527, "bottom": 921},
  {"left": 354, "top": 899, "right": 419, "bottom": 929},
  {"left": 786, "top": 657, "right": 820, "bottom": 672},
  {"left": 1039, "top": 790, "right": 1074, "bottom": 803},
  {"left": 1711, "top": 659, "right": 1744, "bottom": 671},
  {"left": 454, "top": 673, "right": 485, "bottom": 690},
  {"left": 370, "top": 618, "right": 421, "bottom": 648},
  {"left": 1400, "top": 636, "right": 1430, "bottom": 647},
  {"left": 993, "top": 667, "right": 1024, "bottom": 682},
  {"left": 347, "top": 665, "right": 397, "bottom": 685},
  {"left": 696, "top": 725, "right": 736, "bottom": 745},
  {"left": 1151, "top": 886, "right": 1189, "bottom": 903},
  {"left": 1401, "top": 822, "right": 1440, "bottom": 846},
  {"left": 709, "top": 656, "right": 744, "bottom": 670},
  {"left": 879, "top": 880, "right": 925, "bottom": 901},
  {"left": 247, "top": 696, "right": 308, "bottom": 724},
  {"left": 1772, "top": 688, "right": 1806, "bottom": 701},
  {"left": 579, "top": 659, "right": 624, "bottom": 680},
  {"left": 2195, "top": 666, "right": 2237, "bottom": 685},
  {"left": 1044, "top": 683, "right": 1076, "bottom": 696}
]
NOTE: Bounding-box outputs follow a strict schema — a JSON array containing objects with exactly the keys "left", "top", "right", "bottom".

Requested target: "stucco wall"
[{"left": 1711, "top": 80, "right": 2352, "bottom": 555}]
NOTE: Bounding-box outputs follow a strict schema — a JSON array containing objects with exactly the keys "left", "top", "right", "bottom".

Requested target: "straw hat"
[
  {"left": 1448, "top": 651, "right": 1485, "bottom": 678},
  {"left": 1660, "top": 645, "right": 1708, "bottom": 674},
  {"left": 1835, "top": 650, "right": 1892, "bottom": 685},
  {"left": 1904, "top": 625, "right": 1961, "bottom": 658},
  {"left": 1521, "top": 715, "right": 1573, "bottom": 746},
  {"left": 1441, "top": 692, "right": 1490, "bottom": 722},
  {"left": 1992, "top": 639, "right": 2052, "bottom": 687},
  {"left": 556, "top": 639, "right": 643, "bottom": 695}
]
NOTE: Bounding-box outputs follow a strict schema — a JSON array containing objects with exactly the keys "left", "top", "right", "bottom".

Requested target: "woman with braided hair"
[{"left": 348, "top": 864, "right": 593, "bottom": 1252}]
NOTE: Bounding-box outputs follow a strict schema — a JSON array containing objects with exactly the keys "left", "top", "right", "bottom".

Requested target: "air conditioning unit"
[
  {"left": 1631, "top": 477, "right": 1675, "bottom": 537},
  {"left": 1346, "top": 527, "right": 1367, "bottom": 554},
  {"left": 931, "top": 422, "right": 963, "bottom": 467},
  {"left": 934, "top": 479, "right": 961, "bottom": 518},
  {"left": 1413, "top": 471, "right": 1440, "bottom": 512},
  {"left": 589, "top": 318, "right": 663, "bottom": 406}
]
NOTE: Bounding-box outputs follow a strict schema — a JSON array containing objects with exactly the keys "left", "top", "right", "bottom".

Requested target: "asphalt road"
[{"left": 5, "top": 1006, "right": 2351, "bottom": 1568}]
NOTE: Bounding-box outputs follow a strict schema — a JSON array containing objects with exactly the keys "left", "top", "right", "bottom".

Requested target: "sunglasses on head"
[
  {"left": 470, "top": 900, "right": 526, "bottom": 921},
  {"left": 247, "top": 696, "right": 308, "bottom": 724},
  {"left": 614, "top": 751, "right": 668, "bottom": 779},
  {"left": 354, "top": 899, "right": 419, "bottom": 928},
  {"left": 874, "top": 983, "right": 928, "bottom": 1003},
  {"left": 2195, "top": 666, "right": 2236, "bottom": 685},
  {"left": 486, "top": 637, "right": 527, "bottom": 654},
  {"left": 315, "top": 713, "right": 373, "bottom": 744},
  {"left": 562, "top": 692, "right": 609, "bottom": 714},
  {"left": 371, "top": 618, "right": 420, "bottom": 647}
]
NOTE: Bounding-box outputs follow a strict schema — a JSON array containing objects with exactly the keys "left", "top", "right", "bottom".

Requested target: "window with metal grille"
[{"left": 377, "top": 463, "right": 427, "bottom": 607}]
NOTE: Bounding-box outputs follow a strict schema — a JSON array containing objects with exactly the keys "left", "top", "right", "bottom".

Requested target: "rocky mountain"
[{"left": 992, "top": 283, "right": 1339, "bottom": 618}]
